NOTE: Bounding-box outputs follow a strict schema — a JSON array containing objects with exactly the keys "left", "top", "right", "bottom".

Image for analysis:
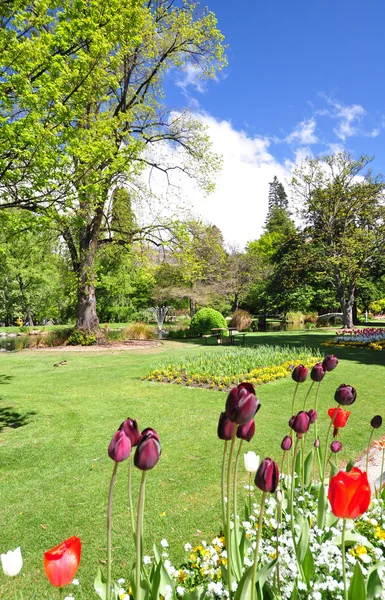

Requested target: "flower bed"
[
  {"left": 323, "top": 328, "right": 385, "bottom": 351},
  {"left": 5, "top": 355, "right": 385, "bottom": 600},
  {"left": 143, "top": 346, "right": 321, "bottom": 391}
]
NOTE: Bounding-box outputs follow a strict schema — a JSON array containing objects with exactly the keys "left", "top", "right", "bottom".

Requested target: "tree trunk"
[
  {"left": 76, "top": 280, "right": 99, "bottom": 331},
  {"left": 189, "top": 296, "right": 195, "bottom": 318},
  {"left": 352, "top": 302, "right": 360, "bottom": 326},
  {"left": 339, "top": 282, "right": 355, "bottom": 329}
]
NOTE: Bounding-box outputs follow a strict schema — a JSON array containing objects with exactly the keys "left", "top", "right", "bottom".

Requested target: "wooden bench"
[
  {"left": 202, "top": 333, "right": 222, "bottom": 345},
  {"left": 229, "top": 332, "right": 247, "bottom": 346}
]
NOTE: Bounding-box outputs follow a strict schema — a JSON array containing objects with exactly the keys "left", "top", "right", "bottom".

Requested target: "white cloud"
[
  {"left": 285, "top": 117, "right": 318, "bottom": 145},
  {"left": 141, "top": 114, "right": 293, "bottom": 248},
  {"left": 175, "top": 64, "right": 207, "bottom": 94},
  {"left": 320, "top": 96, "right": 365, "bottom": 140}
]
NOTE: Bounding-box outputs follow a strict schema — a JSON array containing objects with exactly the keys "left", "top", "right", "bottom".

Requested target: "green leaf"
[
  {"left": 346, "top": 458, "right": 355, "bottom": 472},
  {"left": 332, "top": 532, "right": 374, "bottom": 549},
  {"left": 304, "top": 449, "right": 314, "bottom": 488},
  {"left": 366, "top": 565, "right": 383, "bottom": 599},
  {"left": 295, "top": 518, "right": 309, "bottom": 565},
  {"left": 151, "top": 560, "right": 174, "bottom": 599},
  {"left": 317, "top": 484, "right": 328, "bottom": 529},
  {"left": 255, "top": 558, "right": 278, "bottom": 599},
  {"left": 348, "top": 561, "right": 366, "bottom": 600},
  {"left": 94, "top": 567, "right": 107, "bottom": 600},
  {"left": 153, "top": 543, "right": 161, "bottom": 564},
  {"left": 230, "top": 523, "right": 243, "bottom": 580},
  {"left": 234, "top": 565, "right": 254, "bottom": 600},
  {"left": 290, "top": 579, "right": 298, "bottom": 599},
  {"left": 302, "top": 547, "right": 314, "bottom": 588},
  {"left": 329, "top": 459, "right": 338, "bottom": 479},
  {"left": 184, "top": 587, "right": 206, "bottom": 600}
]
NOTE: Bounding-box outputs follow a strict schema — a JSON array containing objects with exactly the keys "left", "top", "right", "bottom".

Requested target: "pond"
[
  {"left": 0, "top": 335, "right": 30, "bottom": 352},
  {"left": 263, "top": 321, "right": 308, "bottom": 332}
]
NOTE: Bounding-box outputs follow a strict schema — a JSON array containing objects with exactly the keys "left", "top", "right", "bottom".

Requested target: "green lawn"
[{"left": 1, "top": 331, "right": 385, "bottom": 597}]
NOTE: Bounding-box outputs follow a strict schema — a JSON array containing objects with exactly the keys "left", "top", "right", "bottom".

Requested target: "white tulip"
[
  {"left": 1, "top": 546, "right": 22, "bottom": 576},
  {"left": 244, "top": 451, "right": 260, "bottom": 474}
]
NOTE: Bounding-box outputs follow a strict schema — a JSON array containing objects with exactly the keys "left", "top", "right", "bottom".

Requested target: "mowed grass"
[{"left": 1, "top": 331, "right": 385, "bottom": 597}]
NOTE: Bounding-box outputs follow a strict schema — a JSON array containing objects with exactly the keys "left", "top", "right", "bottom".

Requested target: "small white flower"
[
  {"left": 117, "top": 578, "right": 125, "bottom": 584},
  {"left": 72, "top": 578, "right": 79, "bottom": 585},
  {"left": 160, "top": 538, "right": 169, "bottom": 548},
  {"left": 184, "top": 543, "right": 192, "bottom": 552},
  {"left": 1, "top": 547, "right": 22, "bottom": 577},
  {"left": 176, "top": 585, "right": 185, "bottom": 596},
  {"left": 143, "top": 555, "right": 152, "bottom": 565}
]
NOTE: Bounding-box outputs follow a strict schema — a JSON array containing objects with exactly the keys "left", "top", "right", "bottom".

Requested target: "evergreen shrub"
[{"left": 190, "top": 308, "right": 227, "bottom": 336}]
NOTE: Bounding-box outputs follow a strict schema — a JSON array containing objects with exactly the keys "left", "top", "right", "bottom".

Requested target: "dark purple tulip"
[
  {"left": 314, "top": 438, "right": 320, "bottom": 448},
  {"left": 281, "top": 435, "right": 293, "bottom": 451},
  {"left": 289, "top": 411, "right": 310, "bottom": 435},
  {"left": 322, "top": 355, "right": 338, "bottom": 372},
  {"left": 330, "top": 440, "right": 342, "bottom": 453},
  {"left": 291, "top": 365, "right": 308, "bottom": 383},
  {"left": 108, "top": 430, "right": 131, "bottom": 463},
  {"left": 217, "top": 412, "right": 237, "bottom": 441},
  {"left": 134, "top": 428, "right": 161, "bottom": 471},
  {"left": 237, "top": 419, "right": 255, "bottom": 442},
  {"left": 311, "top": 363, "right": 326, "bottom": 382},
  {"left": 371, "top": 415, "right": 383, "bottom": 429},
  {"left": 225, "top": 382, "right": 260, "bottom": 425},
  {"left": 254, "top": 458, "right": 279, "bottom": 493},
  {"left": 120, "top": 418, "right": 141, "bottom": 446},
  {"left": 307, "top": 409, "right": 317, "bottom": 424},
  {"left": 334, "top": 384, "right": 356, "bottom": 406}
]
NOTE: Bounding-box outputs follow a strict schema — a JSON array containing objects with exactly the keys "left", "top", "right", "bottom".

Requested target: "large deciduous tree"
[
  {"left": 0, "top": 0, "right": 225, "bottom": 331},
  {"left": 292, "top": 153, "right": 385, "bottom": 328}
]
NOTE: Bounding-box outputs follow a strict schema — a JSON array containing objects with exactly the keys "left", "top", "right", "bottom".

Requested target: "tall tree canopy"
[
  {"left": 0, "top": 0, "right": 225, "bottom": 330},
  {"left": 292, "top": 153, "right": 385, "bottom": 328},
  {"left": 264, "top": 176, "right": 296, "bottom": 237}
]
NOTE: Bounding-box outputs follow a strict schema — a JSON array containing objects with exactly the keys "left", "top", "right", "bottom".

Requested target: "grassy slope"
[{"left": 1, "top": 331, "right": 385, "bottom": 597}]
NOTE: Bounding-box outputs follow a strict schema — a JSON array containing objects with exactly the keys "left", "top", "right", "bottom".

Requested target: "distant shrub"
[
  {"left": 67, "top": 329, "right": 96, "bottom": 346},
  {"left": 304, "top": 312, "right": 318, "bottom": 324},
  {"left": 286, "top": 311, "right": 305, "bottom": 323},
  {"left": 305, "top": 322, "right": 316, "bottom": 330},
  {"left": 190, "top": 308, "right": 227, "bottom": 336},
  {"left": 124, "top": 322, "right": 156, "bottom": 340},
  {"left": 229, "top": 309, "right": 253, "bottom": 331},
  {"left": 167, "top": 328, "right": 192, "bottom": 339},
  {"left": 370, "top": 299, "right": 385, "bottom": 315}
]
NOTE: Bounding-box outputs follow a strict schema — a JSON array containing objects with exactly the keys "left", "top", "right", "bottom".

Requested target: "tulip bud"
[
  {"left": 307, "top": 409, "right": 317, "bottom": 424},
  {"left": 237, "top": 418, "right": 255, "bottom": 442},
  {"left": 311, "top": 363, "right": 326, "bottom": 382},
  {"left": 334, "top": 384, "right": 356, "bottom": 406},
  {"left": 371, "top": 415, "right": 382, "bottom": 429},
  {"left": 276, "top": 489, "right": 284, "bottom": 504},
  {"left": 281, "top": 435, "right": 293, "bottom": 451},
  {"left": 134, "top": 428, "right": 161, "bottom": 470},
  {"left": 225, "top": 382, "right": 260, "bottom": 425},
  {"left": 244, "top": 451, "right": 260, "bottom": 473},
  {"left": 291, "top": 365, "right": 308, "bottom": 383},
  {"left": 322, "top": 355, "right": 338, "bottom": 372},
  {"left": 289, "top": 411, "right": 310, "bottom": 435},
  {"left": 217, "top": 412, "right": 236, "bottom": 441},
  {"left": 108, "top": 430, "right": 131, "bottom": 462},
  {"left": 314, "top": 438, "right": 320, "bottom": 448},
  {"left": 120, "top": 418, "right": 141, "bottom": 446},
  {"left": 330, "top": 440, "right": 342, "bottom": 453},
  {"left": 254, "top": 458, "right": 279, "bottom": 493},
  {"left": 1, "top": 547, "right": 22, "bottom": 577}
]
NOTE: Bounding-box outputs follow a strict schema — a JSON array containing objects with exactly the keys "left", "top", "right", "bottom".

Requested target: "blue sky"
[{"left": 161, "top": 1, "right": 385, "bottom": 246}]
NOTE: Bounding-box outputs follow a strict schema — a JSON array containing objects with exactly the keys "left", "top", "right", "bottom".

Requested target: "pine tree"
[{"left": 264, "top": 177, "right": 295, "bottom": 236}]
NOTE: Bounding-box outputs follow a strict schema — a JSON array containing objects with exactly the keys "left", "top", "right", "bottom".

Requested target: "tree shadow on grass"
[
  {"left": 0, "top": 406, "right": 37, "bottom": 431},
  {"left": 0, "top": 374, "right": 13, "bottom": 384}
]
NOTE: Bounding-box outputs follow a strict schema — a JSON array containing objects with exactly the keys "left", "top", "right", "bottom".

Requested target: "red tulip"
[
  {"left": 134, "top": 428, "right": 161, "bottom": 470},
  {"left": 217, "top": 412, "right": 237, "bottom": 441},
  {"left": 328, "top": 407, "right": 351, "bottom": 437},
  {"left": 120, "top": 418, "right": 141, "bottom": 446},
  {"left": 44, "top": 536, "right": 81, "bottom": 588},
  {"left": 328, "top": 468, "right": 371, "bottom": 519},
  {"left": 108, "top": 430, "right": 131, "bottom": 462},
  {"left": 225, "top": 382, "right": 260, "bottom": 425},
  {"left": 236, "top": 418, "right": 255, "bottom": 442}
]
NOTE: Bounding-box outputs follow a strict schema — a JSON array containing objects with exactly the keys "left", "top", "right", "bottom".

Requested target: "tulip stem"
[
  {"left": 221, "top": 441, "right": 228, "bottom": 531},
  {"left": 136, "top": 470, "right": 147, "bottom": 600},
  {"left": 290, "top": 438, "right": 303, "bottom": 580},
  {"left": 302, "top": 380, "right": 314, "bottom": 411},
  {"left": 59, "top": 587, "right": 64, "bottom": 600},
  {"left": 250, "top": 491, "right": 266, "bottom": 600},
  {"left": 107, "top": 462, "right": 118, "bottom": 600},
  {"left": 248, "top": 472, "right": 252, "bottom": 516},
  {"left": 322, "top": 411, "right": 338, "bottom": 482},
  {"left": 366, "top": 428, "right": 374, "bottom": 473},
  {"left": 226, "top": 427, "right": 237, "bottom": 598},
  {"left": 291, "top": 381, "right": 299, "bottom": 416},
  {"left": 342, "top": 519, "right": 348, "bottom": 600},
  {"left": 233, "top": 439, "right": 243, "bottom": 574},
  {"left": 381, "top": 448, "right": 385, "bottom": 492},
  {"left": 128, "top": 454, "right": 135, "bottom": 537}
]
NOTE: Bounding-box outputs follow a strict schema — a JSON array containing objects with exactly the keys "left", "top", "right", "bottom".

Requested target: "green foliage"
[
  {"left": 369, "top": 298, "right": 385, "bottom": 315},
  {"left": 67, "top": 329, "right": 96, "bottom": 346},
  {"left": 190, "top": 307, "right": 227, "bottom": 335},
  {"left": 229, "top": 309, "right": 253, "bottom": 331}
]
